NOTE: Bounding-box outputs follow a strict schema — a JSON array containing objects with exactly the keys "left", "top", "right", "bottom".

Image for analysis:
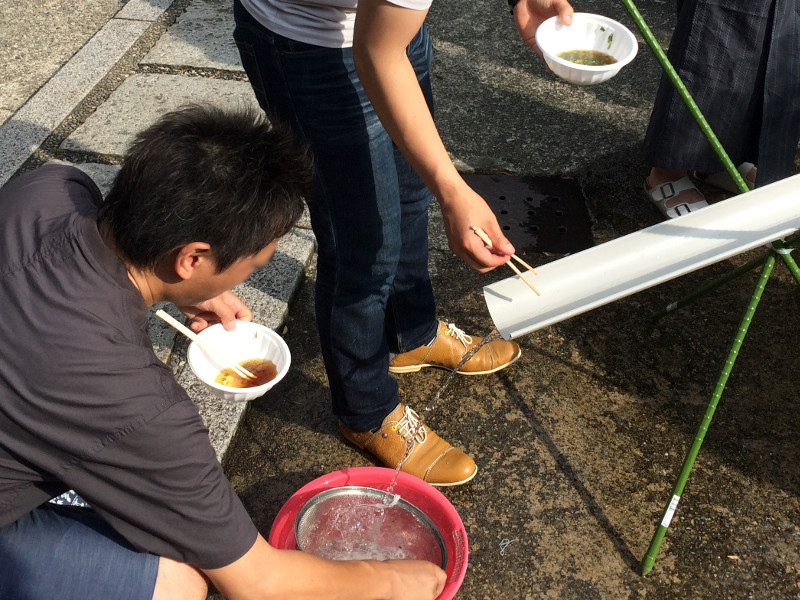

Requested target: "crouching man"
[{"left": 0, "top": 105, "right": 445, "bottom": 600}]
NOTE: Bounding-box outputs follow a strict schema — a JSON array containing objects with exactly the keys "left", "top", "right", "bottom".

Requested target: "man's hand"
[
  {"left": 438, "top": 182, "right": 516, "bottom": 273},
  {"left": 513, "top": 0, "right": 574, "bottom": 55},
  {"left": 380, "top": 559, "right": 447, "bottom": 599},
  {"left": 177, "top": 291, "right": 253, "bottom": 332}
]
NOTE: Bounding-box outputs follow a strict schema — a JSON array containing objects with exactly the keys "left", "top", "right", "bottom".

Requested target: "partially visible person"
[
  {"left": 233, "top": 0, "right": 573, "bottom": 487},
  {"left": 0, "top": 105, "right": 445, "bottom": 600},
  {"left": 643, "top": 0, "right": 800, "bottom": 219}
]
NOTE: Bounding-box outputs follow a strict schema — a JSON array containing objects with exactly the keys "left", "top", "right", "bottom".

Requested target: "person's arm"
[
  {"left": 353, "top": 0, "right": 514, "bottom": 273},
  {"left": 203, "top": 534, "right": 446, "bottom": 600},
  {"left": 512, "top": 0, "right": 574, "bottom": 55},
  {"left": 177, "top": 290, "right": 253, "bottom": 332}
]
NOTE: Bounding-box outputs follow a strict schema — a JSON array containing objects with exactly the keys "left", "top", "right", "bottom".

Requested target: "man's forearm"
[{"left": 204, "top": 535, "right": 445, "bottom": 600}]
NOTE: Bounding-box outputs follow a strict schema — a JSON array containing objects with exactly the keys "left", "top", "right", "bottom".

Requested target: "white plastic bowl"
[
  {"left": 187, "top": 321, "right": 290, "bottom": 402},
  {"left": 535, "top": 13, "right": 638, "bottom": 85}
]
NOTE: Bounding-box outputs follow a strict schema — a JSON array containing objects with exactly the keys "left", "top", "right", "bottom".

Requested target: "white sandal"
[
  {"left": 693, "top": 162, "right": 756, "bottom": 194},
  {"left": 644, "top": 176, "right": 708, "bottom": 219}
]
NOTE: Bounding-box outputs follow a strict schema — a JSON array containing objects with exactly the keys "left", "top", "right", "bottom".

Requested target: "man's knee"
[{"left": 152, "top": 556, "right": 208, "bottom": 600}]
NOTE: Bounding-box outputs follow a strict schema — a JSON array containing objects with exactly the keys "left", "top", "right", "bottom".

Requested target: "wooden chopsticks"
[
  {"left": 471, "top": 226, "right": 541, "bottom": 296},
  {"left": 155, "top": 309, "right": 257, "bottom": 380}
]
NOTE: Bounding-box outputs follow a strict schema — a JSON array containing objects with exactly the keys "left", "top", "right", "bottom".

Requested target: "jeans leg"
[
  {"left": 385, "top": 26, "right": 438, "bottom": 353},
  {"left": 235, "top": 3, "right": 427, "bottom": 430},
  {"left": 0, "top": 506, "right": 159, "bottom": 600}
]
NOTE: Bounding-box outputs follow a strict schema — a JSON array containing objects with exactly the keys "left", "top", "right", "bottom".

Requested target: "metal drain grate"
[{"left": 462, "top": 173, "right": 594, "bottom": 255}]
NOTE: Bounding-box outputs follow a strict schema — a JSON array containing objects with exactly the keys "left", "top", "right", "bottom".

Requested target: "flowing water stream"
[
  {"left": 384, "top": 328, "right": 503, "bottom": 496},
  {"left": 302, "top": 328, "right": 503, "bottom": 562}
]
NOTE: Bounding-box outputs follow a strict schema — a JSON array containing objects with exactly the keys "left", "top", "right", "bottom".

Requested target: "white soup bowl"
[
  {"left": 536, "top": 13, "right": 638, "bottom": 85},
  {"left": 187, "top": 321, "right": 290, "bottom": 402}
]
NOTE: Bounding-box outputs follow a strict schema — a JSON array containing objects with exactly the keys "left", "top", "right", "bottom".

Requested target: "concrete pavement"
[{"left": 2, "top": 0, "right": 799, "bottom": 598}]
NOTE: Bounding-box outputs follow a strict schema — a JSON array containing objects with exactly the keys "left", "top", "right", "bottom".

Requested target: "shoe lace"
[
  {"left": 394, "top": 405, "right": 427, "bottom": 444},
  {"left": 445, "top": 322, "right": 473, "bottom": 348}
]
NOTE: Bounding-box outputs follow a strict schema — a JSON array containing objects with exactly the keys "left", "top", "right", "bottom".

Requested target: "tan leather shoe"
[
  {"left": 339, "top": 404, "right": 477, "bottom": 487},
  {"left": 389, "top": 321, "right": 521, "bottom": 375}
]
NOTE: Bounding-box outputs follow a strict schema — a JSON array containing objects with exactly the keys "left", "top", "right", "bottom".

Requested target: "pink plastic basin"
[{"left": 268, "top": 467, "right": 468, "bottom": 599}]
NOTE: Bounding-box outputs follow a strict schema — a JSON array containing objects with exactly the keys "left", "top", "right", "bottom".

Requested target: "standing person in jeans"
[
  {"left": 233, "top": 0, "right": 573, "bottom": 487},
  {"left": 643, "top": 0, "right": 800, "bottom": 218}
]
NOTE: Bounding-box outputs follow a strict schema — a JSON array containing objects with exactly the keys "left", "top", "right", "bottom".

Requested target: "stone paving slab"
[
  {"left": 142, "top": 0, "right": 243, "bottom": 71},
  {"left": 116, "top": 0, "right": 174, "bottom": 21},
  {"left": 0, "top": 17, "right": 151, "bottom": 185},
  {"left": 0, "top": 0, "right": 125, "bottom": 126},
  {"left": 61, "top": 74, "right": 259, "bottom": 156}
]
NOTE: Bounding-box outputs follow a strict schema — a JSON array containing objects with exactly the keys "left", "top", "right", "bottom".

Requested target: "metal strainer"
[{"left": 294, "top": 486, "right": 448, "bottom": 568}]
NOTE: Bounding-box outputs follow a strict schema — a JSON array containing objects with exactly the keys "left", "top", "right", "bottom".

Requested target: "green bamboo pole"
[
  {"left": 777, "top": 250, "right": 800, "bottom": 285},
  {"left": 615, "top": 1, "right": 800, "bottom": 576},
  {"left": 776, "top": 236, "right": 800, "bottom": 284},
  {"left": 769, "top": 239, "right": 800, "bottom": 284},
  {"left": 640, "top": 252, "right": 776, "bottom": 575},
  {"left": 651, "top": 251, "right": 769, "bottom": 321},
  {"left": 618, "top": 0, "right": 749, "bottom": 194}
]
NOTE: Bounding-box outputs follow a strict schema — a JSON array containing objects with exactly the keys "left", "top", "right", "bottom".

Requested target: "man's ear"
[{"left": 173, "top": 242, "right": 213, "bottom": 280}]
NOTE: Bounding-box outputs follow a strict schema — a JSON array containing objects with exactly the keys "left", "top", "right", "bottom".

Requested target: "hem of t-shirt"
[
  {"left": 239, "top": 0, "right": 354, "bottom": 49},
  {"left": 197, "top": 526, "right": 260, "bottom": 571},
  {"left": 238, "top": 0, "right": 431, "bottom": 49},
  {"left": 386, "top": 0, "right": 432, "bottom": 8}
]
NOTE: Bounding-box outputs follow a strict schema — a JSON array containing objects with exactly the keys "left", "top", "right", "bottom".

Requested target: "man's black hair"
[{"left": 98, "top": 104, "right": 313, "bottom": 272}]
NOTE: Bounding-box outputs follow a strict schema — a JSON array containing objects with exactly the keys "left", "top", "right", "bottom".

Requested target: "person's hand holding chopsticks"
[
  {"left": 177, "top": 290, "right": 253, "bottom": 332},
  {"left": 437, "top": 183, "right": 516, "bottom": 272},
  {"left": 472, "top": 226, "right": 541, "bottom": 296}
]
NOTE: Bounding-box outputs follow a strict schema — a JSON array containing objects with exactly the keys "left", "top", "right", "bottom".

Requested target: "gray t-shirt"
[{"left": 0, "top": 164, "right": 257, "bottom": 569}]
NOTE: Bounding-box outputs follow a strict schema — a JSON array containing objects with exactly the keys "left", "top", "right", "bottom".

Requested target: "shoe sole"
[
  {"left": 428, "top": 465, "right": 478, "bottom": 487},
  {"left": 388, "top": 347, "right": 522, "bottom": 375}
]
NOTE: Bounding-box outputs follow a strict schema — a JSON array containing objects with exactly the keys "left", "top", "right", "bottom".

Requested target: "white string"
[{"left": 499, "top": 537, "right": 518, "bottom": 555}]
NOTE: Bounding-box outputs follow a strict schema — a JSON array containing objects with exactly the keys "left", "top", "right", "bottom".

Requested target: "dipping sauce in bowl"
[
  {"left": 215, "top": 359, "right": 277, "bottom": 388},
  {"left": 557, "top": 49, "right": 617, "bottom": 66},
  {"left": 187, "top": 321, "right": 291, "bottom": 401}
]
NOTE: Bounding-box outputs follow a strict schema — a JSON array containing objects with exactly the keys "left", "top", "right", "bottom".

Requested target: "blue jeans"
[
  {"left": 234, "top": 0, "right": 438, "bottom": 431},
  {"left": 0, "top": 505, "right": 159, "bottom": 600}
]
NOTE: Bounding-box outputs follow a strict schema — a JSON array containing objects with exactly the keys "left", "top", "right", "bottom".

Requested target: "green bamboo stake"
[
  {"left": 614, "top": 1, "right": 800, "bottom": 575},
  {"left": 651, "top": 252, "right": 769, "bottom": 321},
  {"left": 777, "top": 236, "right": 800, "bottom": 284},
  {"left": 775, "top": 245, "right": 800, "bottom": 285},
  {"left": 780, "top": 252, "right": 800, "bottom": 285},
  {"left": 640, "top": 252, "right": 776, "bottom": 575},
  {"left": 618, "top": 0, "right": 749, "bottom": 194}
]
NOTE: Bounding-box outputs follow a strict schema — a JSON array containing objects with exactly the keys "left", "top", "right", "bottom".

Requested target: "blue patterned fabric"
[{"left": 48, "top": 490, "right": 90, "bottom": 508}]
